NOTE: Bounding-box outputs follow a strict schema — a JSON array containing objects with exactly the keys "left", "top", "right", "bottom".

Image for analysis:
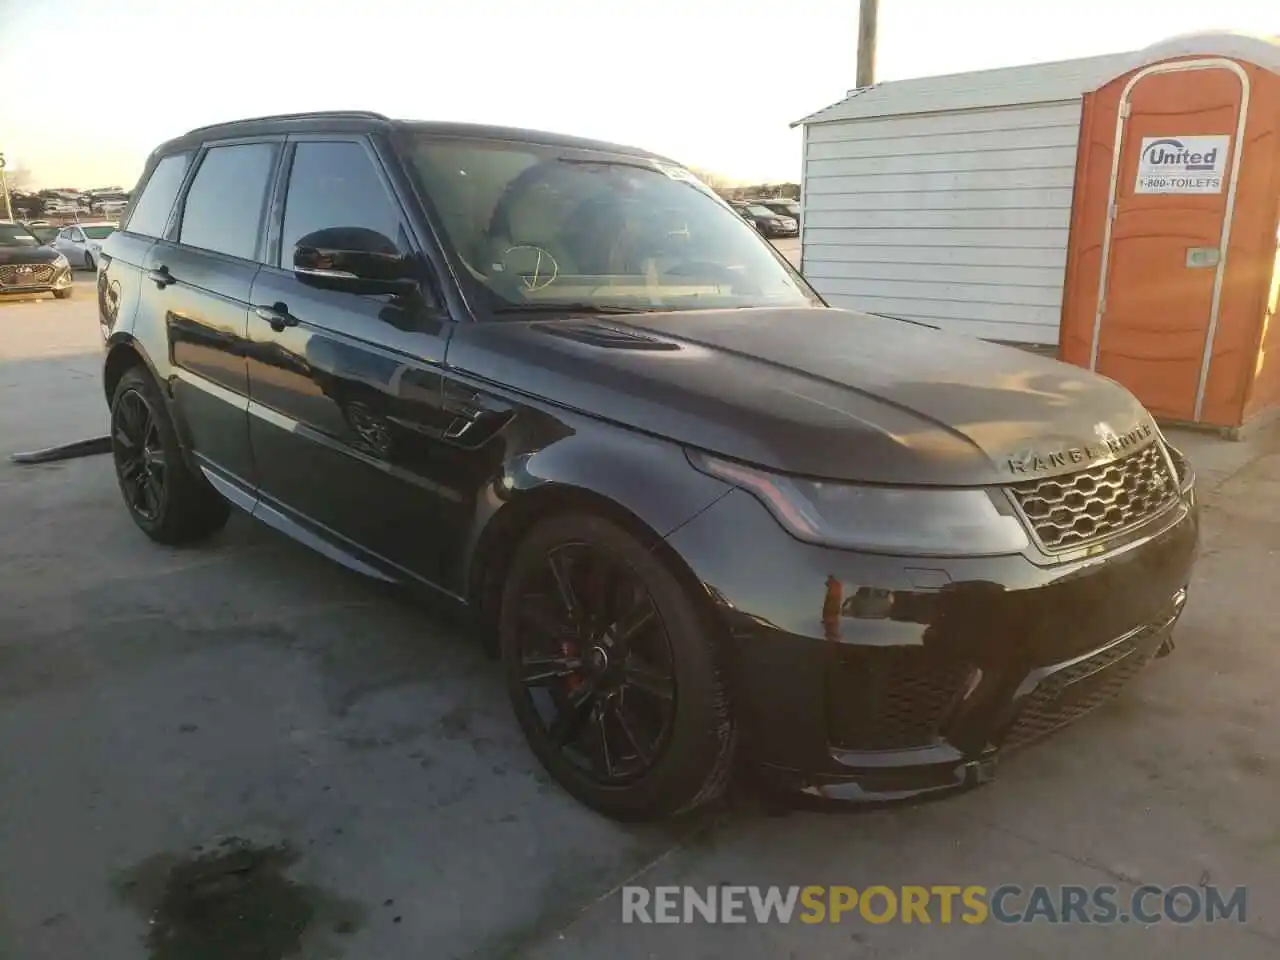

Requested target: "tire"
[
  {"left": 500, "top": 512, "right": 735, "bottom": 821},
  {"left": 84, "top": 252, "right": 96, "bottom": 271},
  {"left": 110, "top": 366, "right": 231, "bottom": 544},
  {"left": 52, "top": 288, "right": 72, "bottom": 300}
]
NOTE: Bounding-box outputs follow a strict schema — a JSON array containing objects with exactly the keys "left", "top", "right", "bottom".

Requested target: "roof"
[
  {"left": 794, "top": 31, "right": 1280, "bottom": 127},
  {"left": 157, "top": 111, "right": 671, "bottom": 164},
  {"left": 792, "top": 53, "right": 1134, "bottom": 127},
  {"left": 396, "top": 120, "right": 672, "bottom": 162}
]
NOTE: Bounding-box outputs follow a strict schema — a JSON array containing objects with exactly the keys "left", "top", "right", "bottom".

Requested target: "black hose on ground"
[{"left": 10, "top": 435, "right": 112, "bottom": 464}]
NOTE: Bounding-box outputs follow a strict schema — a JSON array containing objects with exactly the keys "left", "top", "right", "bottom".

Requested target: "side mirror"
[{"left": 292, "top": 227, "right": 417, "bottom": 296}]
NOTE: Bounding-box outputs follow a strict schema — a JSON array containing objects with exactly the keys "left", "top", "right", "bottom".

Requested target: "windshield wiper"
[{"left": 492, "top": 302, "right": 650, "bottom": 316}]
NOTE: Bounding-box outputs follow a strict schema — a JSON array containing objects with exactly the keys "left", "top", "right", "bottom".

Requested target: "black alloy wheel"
[
  {"left": 517, "top": 542, "right": 677, "bottom": 784},
  {"left": 501, "top": 513, "right": 735, "bottom": 820},
  {"left": 113, "top": 386, "right": 166, "bottom": 522},
  {"left": 110, "top": 366, "right": 230, "bottom": 544}
]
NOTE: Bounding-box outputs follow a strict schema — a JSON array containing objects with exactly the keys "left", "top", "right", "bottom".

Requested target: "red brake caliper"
[{"left": 562, "top": 639, "right": 584, "bottom": 694}]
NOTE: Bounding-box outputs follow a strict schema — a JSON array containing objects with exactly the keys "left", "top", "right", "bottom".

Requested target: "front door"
[
  {"left": 1093, "top": 61, "right": 1246, "bottom": 421},
  {"left": 245, "top": 137, "right": 458, "bottom": 583}
]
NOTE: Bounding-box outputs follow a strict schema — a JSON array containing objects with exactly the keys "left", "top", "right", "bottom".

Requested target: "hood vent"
[{"left": 536, "top": 322, "right": 680, "bottom": 351}]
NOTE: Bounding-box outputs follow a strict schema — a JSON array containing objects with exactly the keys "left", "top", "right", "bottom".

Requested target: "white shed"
[{"left": 793, "top": 51, "right": 1139, "bottom": 345}]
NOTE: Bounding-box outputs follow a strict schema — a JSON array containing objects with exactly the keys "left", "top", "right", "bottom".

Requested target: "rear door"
[
  {"left": 99, "top": 152, "right": 191, "bottom": 345},
  {"left": 141, "top": 138, "right": 280, "bottom": 489},
  {"left": 53, "top": 227, "right": 76, "bottom": 262},
  {"left": 245, "top": 136, "right": 458, "bottom": 580}
]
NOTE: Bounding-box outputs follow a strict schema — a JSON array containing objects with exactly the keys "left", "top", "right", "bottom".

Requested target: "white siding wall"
[{"left": 800, "top": 101, "right": 1082, "bottom": 345}]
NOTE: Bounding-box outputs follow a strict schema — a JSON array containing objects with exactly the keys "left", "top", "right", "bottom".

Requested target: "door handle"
[
  {"left": 147, "top": 265, "right": 176, "bottom": 288},
  {"left": 254, "top": 302, "right": 298, "bottom": 333}
]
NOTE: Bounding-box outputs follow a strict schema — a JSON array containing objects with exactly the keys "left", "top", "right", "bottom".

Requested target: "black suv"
[{"left": 101, "top": 111, "right": 1198, "bottom": 820}]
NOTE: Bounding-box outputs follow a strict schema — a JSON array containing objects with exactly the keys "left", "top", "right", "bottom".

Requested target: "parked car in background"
[
  {"left": 730, "top": 201, "right": 798, "bottom": 238},
  {"left": 0, "top": 221, "right": 73, "bottom": 298},
  {"left": 52, "top": 221, "right": 117, "bottom": 270},
  {"left": 43, "top": 199, "right": 88, "bottom": 216},
  {"left": 758, "top": 198, "right": 801, "bottom": 223},
  {"left": 95, "top": 199, "right": 129, "bottom": 218}
]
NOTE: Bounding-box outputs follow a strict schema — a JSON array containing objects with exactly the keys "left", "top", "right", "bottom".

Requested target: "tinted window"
[
  {"left": 279, "top": 141, "right": 403, "bottom": 266},
  {"left": 125, "top": 153, "right": 190, "bottom": 238},
  {"left": 179, "top": 142, "right": 277, "bottom": 260}
]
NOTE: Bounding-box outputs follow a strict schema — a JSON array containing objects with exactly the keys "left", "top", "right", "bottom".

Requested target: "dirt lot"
[{"left": 2, "top": 277, "right": 1278, "bottom": 959}]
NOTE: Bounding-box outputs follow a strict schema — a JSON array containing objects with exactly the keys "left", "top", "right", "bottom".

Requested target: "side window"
[
  {"left": 179, "top": 142, "right": 277, "bottom": 260},
  {"left": 278, "top": 141, "right": 404, "bottom": 266},
  {"left": 124, "top": 153, "right": 190, "bottom": 238}
]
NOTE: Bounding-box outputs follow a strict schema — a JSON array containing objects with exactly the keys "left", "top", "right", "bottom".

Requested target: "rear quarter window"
[{"left": 124, "top": 153, "right": 191, "bottom": 238}]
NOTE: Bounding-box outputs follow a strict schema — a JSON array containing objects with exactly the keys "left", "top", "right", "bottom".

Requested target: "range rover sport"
[{"left": 99, "top": 111, "right": 1198, "bottom": 820}]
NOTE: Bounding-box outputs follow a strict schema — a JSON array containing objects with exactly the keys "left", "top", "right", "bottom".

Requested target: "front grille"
[
  {"left": 1002, "top": 634, "right": 1157, "bottom": 749},
  {"left": 827, "top": 646, "right": 971, "bottom": 751},
  {"left": 1009, "top": 443, "right": 1178, "bottom": 552},
  {"left": 0, "top": 263, "right": 55, "bottom": 288}
]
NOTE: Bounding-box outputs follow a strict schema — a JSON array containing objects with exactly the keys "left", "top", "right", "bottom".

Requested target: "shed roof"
[{"left": 794, "top": 32, "right": 1280, "bottom": 127}]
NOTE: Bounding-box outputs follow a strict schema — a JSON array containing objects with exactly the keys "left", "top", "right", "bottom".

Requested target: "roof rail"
[{"left": 183, "top": 110, "right": 390, "bottom": 137}]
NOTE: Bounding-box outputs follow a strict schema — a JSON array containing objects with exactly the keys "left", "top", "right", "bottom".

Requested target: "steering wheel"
[{"left": 499, "top": 244, "right": 560, "bottom": 292}]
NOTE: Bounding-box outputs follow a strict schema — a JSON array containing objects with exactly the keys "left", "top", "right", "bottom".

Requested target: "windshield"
[
  {"left": 743, "top": 205, "right": 775, "bottom": 217},
  {"left": 0, "top": 224, "right": 39, "bottom": 247},
  {"left": 82, "top": 225, "right": 115, "bottom": 240},
  {"left": 403, "top": 136, "right": 816, "bottom": 314}
]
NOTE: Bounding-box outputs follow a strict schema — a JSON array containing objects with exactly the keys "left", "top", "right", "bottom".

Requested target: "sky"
[{"left": 0, "top": 0, "right": 1275, "bottom": 191}]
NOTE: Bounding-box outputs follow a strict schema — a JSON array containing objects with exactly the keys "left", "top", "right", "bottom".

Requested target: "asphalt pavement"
[{"left": 1, "top": 274, "right": 1278, "bottom": 959}]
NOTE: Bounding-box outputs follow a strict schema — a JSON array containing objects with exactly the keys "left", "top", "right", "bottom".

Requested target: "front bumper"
[
  {"left": 665, "top": 482, "right": 1199, "bottom": 803},
  {"left": 0, "top": 262, "right": 73, "bottom": 295}
]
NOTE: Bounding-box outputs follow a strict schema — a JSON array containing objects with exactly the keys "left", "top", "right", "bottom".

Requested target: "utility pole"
[
  {"left": 0, "top": 153, "right": 12, "bottom": 221},
  {"left": 856, "top": 0, "right": 879, "bottom": 89}
]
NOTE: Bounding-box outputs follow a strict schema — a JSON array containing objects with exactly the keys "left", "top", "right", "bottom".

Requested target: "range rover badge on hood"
[{"left": 1008, "top": 422, "right": 1154, "bottom": 475}]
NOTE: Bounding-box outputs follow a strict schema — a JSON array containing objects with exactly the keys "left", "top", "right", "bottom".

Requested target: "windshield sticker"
[{"left": 652, "top": 162, "right": 699, "bottom": 183}]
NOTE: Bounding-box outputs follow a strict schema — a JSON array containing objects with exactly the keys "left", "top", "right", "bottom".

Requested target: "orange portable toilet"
[{"left": 1060, "top": 34, "right": 1280, "bottom": 436}]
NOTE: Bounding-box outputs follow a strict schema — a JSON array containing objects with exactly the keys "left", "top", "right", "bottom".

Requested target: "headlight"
[
  {"left": 689, "top": 452, "right": 1030, "bottom": 556},
  {"left": 53, "top": 254, "right": 69, "bottom": 268}
]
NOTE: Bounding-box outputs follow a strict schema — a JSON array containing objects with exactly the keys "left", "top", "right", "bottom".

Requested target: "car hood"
[
  {"left": 447, "top": 306, "right": 1157, "bottom": 486},
  {"left": 0, "top": 245, "right": 62, "bottom": 265}
]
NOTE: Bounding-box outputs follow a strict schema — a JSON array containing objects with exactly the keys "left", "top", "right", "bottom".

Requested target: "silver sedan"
[{"left": 50, "top": 222, "right": 117, "bottom": 271}]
